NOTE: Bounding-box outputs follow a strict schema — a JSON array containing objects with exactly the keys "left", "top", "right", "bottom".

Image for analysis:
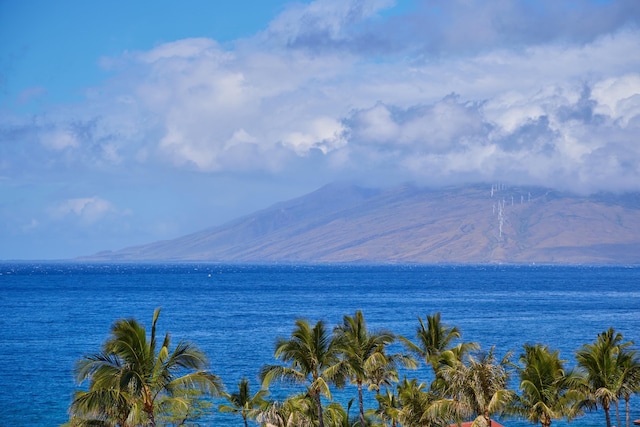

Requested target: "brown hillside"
[{"left": 81, "top": 183, "right": 640, "bottom": 264}]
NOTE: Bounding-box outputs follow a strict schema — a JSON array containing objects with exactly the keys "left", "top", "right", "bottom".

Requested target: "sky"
[{"left": 1, "top": 0, "right": 639, "bottom": 260}]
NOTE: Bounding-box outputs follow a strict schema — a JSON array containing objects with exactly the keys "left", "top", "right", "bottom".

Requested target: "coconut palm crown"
[
  {"left": 219, "top": 377, "right": 269, "bottom": 427},
  {"left": 400, "top": 312, "right": 478, "bottom": 378},
  {"left": 429, "top": 347, "right": 515, "bottom": 426},
  {"left": 70, "top": 308, "right": 223, "bottom": 427},
  {"left": 261, "top": 318, "right": 346, "bottom": 427},
  {"left": 576, "top": 328, "right": 635, "bottom": 427},
  {"left": 514, "top": 343, "right": 583, "bottom": 427},
  {"left": 334, "top": 310, "right": 416, "bottom": 427}
]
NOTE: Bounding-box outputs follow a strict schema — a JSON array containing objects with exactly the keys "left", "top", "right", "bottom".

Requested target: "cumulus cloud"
[
  {"left": 48, "top": 197, "right": 119, "bottom": 225},
  {"left": 259, "top": 0, "right": 640, "bottom": 57},
  {"left": 2, "top": 0, "right": 640, "bottom": 195},
  {"left": 265, "top": 0, "right": 395, "bottom": 50},
  {"left": 342, "top": 69, "right": 640, "bottom": 192},
  {"left": 403, "top": 0, "right": 640, "bottom": 55},
  {"left": 591, "top": 74, "right": 640, "bottom": 125}
]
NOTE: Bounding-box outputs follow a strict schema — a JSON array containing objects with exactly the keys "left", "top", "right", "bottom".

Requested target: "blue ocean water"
[{"left": 0, "top": 263, "right": 638, "bottom": 426}]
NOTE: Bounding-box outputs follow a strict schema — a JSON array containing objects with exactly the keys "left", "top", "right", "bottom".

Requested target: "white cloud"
[
  {"left": 282, "top": 116, "right": 347, "bottom": 155},
  {"left": 350, "top": 103, "right": 398, "bottom": 145},
  {"left": 4, "top": 0, "right": 640, "bottom": 195},
  {"left": 591, "top": 74, "right": 640, "bottom": 125},
  {"left": 265, "top": 0, "right": 395, "bottom": 47},
  {"left": 48, "top": 197, "right": 118, "bottom": 225},
  {"left": 137, "top": 38, "right": 221, "bottom": 63}
]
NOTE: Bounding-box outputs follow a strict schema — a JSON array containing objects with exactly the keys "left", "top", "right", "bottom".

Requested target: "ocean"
[{"left": 0, "top": 263, "right": 638, "bottom": 426}]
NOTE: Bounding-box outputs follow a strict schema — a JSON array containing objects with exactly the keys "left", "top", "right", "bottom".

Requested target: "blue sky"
[{"left": 1, "top": 0, "right": 639, "bottom": 259}]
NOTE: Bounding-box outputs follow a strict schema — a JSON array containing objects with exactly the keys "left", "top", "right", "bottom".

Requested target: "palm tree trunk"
[
  {"left": 625, "top": 395, "right": 630, "bottom": 427},
  {"left": 146, "top": 409, "right": 156, "bottom": 427},
  {"left": 143, "top": 386, "right": 156, "bottom": 427},
  {"left": 315, "top": 392, "right": 325, "bottom": 427},
  {"left": 358, "top": 380, "right": 365, "bottom": 427},
  {"left": 541, "top": 413, "right": 551, "bottom": 427},
  {"left": 604, "top": 400, "right": 612, "bottom": 427},
  {"left": 616, "top": 399, "right": 621, "bottom": 427}
]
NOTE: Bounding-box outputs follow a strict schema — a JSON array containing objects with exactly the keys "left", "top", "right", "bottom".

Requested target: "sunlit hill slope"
[{"left": 82, "top": 183, "right": 640, "bottom": 264}]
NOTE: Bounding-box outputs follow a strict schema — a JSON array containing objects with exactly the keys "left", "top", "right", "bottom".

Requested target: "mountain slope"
[{"left": 82, "top": 183, "right": 640, "bottom": 264}]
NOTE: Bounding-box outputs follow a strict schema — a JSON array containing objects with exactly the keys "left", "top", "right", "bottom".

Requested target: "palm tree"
[
  {"left": 324, "top": 399, "right": 360, "bottom": 427},
  {"left": 70, "top": 308, "right": 223, "bottom": 427},
  {"left": 514, "top": 343, "right": 582, "bottom": 427},
  {"left": 366, "top": 355, "right": 402, "bottom": 395},
  {"left": 261, "top": 318, "right": 346, "bottom": 427},
  {"left": 156, "top": 387, "right": 214, "bottom": 426},
  {"left": 219, "top": 377, "right": 269, "bottom": 427},
  {"left": 612, "top": 344, "right": 640, "bottom": 427},
  {"left": 576, "top": 327, "right": 633, "bottom": 427},
  {"left": 372, "top": 388, "right": 401, "bottom": 427},
  {"left": 395, "top": 378, "right": 436, "bottom": 427},
  {"left": 429, "top": 347, "right": 514, "bottom": 426},
  {"left": 257, "top": 394, "right": 315, "bottom": 427},
  {"left": 67, "top": 386, "right": 142, "bottom": 427},
  {"left": 400, "top": 313, "right": 477, "bottom": 378},
  {"left": 334, "top": 310, "right": 416, "bottom": 427}
]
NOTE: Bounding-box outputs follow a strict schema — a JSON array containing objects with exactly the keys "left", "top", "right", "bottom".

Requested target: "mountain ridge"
[{"left": 80, "top": 183, "right": 640, "bottom": 264}]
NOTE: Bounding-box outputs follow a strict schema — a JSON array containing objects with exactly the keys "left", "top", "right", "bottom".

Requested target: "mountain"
[{"left": 81, "top": 183, "right": 640, "bottom": 264}]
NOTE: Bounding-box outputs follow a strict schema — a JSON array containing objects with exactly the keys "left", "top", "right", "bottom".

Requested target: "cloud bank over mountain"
[{"left": 1, "top": 0, "right": 640, "bottom": 258}]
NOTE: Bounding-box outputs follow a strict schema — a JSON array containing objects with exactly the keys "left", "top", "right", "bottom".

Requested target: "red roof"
[{"left": 449, "top": 422, "right": 506, "bottom": 427}]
